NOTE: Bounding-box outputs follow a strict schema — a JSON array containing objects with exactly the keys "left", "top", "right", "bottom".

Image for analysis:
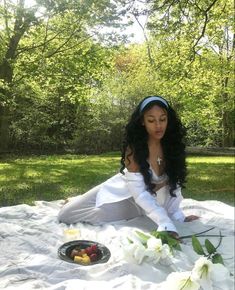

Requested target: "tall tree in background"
[
  {"left": 0, "top": 0, "right": 233, "bottom": 153},
  {"left": 146, "top": 0, "right": 234, "bottom": 146},
  {"left": 0, "top": 0, "right": 128, "bottom": 152}
]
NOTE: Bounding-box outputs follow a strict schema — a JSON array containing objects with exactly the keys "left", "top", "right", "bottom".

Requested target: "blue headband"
[{"left": 140, "top": 96, "right": 169, "bottom": 112}]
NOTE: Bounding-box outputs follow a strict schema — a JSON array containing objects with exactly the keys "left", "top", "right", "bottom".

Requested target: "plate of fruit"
[{"left": 58, "top": 240, "right": 111, "bottom": 265}]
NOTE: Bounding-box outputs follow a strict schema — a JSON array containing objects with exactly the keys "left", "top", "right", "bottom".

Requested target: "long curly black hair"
[{"left": 120, "top": 96, "right": 187, "bottom": 197}]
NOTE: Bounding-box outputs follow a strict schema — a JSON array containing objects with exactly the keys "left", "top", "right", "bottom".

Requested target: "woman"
[{"left": 58, "top": 96, "right": 198, "bottom": 239}]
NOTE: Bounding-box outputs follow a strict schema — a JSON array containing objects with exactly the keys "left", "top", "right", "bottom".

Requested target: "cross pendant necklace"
[{"left": 157, "top": 156, "right": 162, "bottom": 166}]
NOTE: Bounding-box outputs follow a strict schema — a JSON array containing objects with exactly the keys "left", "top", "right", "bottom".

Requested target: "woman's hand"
[
  {"left": 184, "top": 215, "right": 200, "bottom": 222},
  {"left": 167, "top": 231, "right": 181, "bottom": 241}
]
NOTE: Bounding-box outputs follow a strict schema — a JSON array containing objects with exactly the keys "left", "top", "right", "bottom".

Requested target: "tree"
[
  {"left": 145, "top": 0, "right": 234, "bottom": 146},
  {"left": 0, "top": 0, "right": 129, "bottom": 152}
]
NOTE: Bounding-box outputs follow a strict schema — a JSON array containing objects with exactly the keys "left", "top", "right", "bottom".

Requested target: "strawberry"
[
  {"left": 84, "top": 246, "right": 93, "bottom": 256},
  {"left": 89, "top": 253, "right": 98, "bottom": 262},
  {"left": 90, "top": 244, "right": 98, "bottom": 253}
]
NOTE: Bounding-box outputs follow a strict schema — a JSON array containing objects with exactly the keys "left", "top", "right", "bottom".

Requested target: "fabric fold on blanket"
[{"left": 0, "top": 199, "right": 234, "bottom": 290}]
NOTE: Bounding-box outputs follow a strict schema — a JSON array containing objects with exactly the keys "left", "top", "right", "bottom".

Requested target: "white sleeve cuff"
[
  {"left": 171, "top": 210, "right": 185, "bottom": 223},
  {"left": 125, "top": 170, "right": 178, "bottom": 233},
  {"left": 156, "top": 222, "right": 178, "bottom": 233},
  {"left": 148, "top": 209, "right": 178, "bottom": 233}
]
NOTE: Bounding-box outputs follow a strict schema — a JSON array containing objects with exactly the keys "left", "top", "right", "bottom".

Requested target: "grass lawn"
[
  {"left": 0, "top": 153, "right": 234, "bottom": 207},
  {"left": 185, "top": 156, "right": 234, "bottom": 205}
]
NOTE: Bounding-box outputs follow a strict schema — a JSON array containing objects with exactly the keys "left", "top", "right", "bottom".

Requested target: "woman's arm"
[
  {"left": 124, "top": 149, "right": 182, "bottom": 239},
  {"left": 165, "top": 187, "right": 199, "bottom": 223},
  {"left": 125, "top": 170, "right": 179, "bottom": 232}
]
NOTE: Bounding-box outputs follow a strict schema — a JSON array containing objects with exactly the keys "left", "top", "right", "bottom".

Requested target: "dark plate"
[{"left": 58, "top": 240, "right": 111, "bottom": 265}]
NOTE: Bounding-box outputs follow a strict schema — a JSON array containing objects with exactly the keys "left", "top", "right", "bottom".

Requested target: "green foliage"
[
  {"left": 192, "top": 235, "right": 206, "bottom": 255},
  {"left": 212, "top": 253, "right": 224, "bottom": 265},
  {"left": 205, "top": 239, "right": 217, "bottom": 255},
  {"left": 0, "top": 0, "right": 233, "bottom": 153},
  {"left": 147, "top": 0, "right": 234, "bottom": 147},
  {"left": 150, "top": 231, "right": 181, "bottom": 251},
  {"left": 191, "top": 235, "right": 224, "bottom": 265},
  {"left": 135, "top": 230, "right": 151, "bottom": 245},
  {"left": 0, "top": 0, "right": 128, "bottom": 152}
]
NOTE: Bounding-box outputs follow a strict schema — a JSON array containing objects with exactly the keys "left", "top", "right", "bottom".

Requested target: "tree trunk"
[
  {"left": 0, "top": 105, "right": 10, "bottom": 152},
  {"left": 0, "top": 0, "right": 32, "bottom": 152},
  {"left": 221, "top": 76, "right": 233, "bottom": 147},
  {"left": 222, "top": 110, "right": 234, "bottom": 147},
  {"left": 0, "top": 56, "right": 14, "bottom": 152}
]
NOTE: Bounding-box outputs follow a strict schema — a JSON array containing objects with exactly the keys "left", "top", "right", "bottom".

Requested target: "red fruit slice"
[
  {"left": 85, "top": 246, "right": 93, "bottom": 256},
  {"left": 90, "top": 253, "right": 98, "bottom": 262},
  {"left": 90, "top": 244, "right": 98, "bottom": 253}
]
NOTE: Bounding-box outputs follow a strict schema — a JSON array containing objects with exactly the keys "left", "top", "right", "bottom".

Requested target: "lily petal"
[
  {"left": 164, "top": 271, "right": 200, "bottom": 290},
  {"left": 211, "top": 263, "right": 230, "bottom": 282}
]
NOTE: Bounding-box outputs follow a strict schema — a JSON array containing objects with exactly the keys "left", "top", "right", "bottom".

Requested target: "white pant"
[{"left": 58, "top": 185, "right": 144, "bottom": 225}]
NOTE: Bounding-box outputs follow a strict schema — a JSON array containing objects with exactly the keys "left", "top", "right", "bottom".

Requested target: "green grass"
[
  {"left": 0, "top": 153, "right": 234, "bottom": 207},
  {"left": 184, "top": 156, "right": 234, "bottom": 205}
]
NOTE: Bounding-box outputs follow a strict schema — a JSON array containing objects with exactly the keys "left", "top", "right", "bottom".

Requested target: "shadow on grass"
[
  {"left": 0, "top": 155, "right": 120, "bottom": 206},
  {"left": 184, "top": 162, "right": 234, "bottom": 205},
  {"left": 0, "top": 155, "right": 234, "bottom": 206}
]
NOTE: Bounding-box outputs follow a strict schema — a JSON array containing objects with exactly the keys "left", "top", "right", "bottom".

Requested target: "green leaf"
[
  {"left": 151, "top": 230, "right": 181, "bottom": 251},
  {"left": 205, "top": 239, "right": 217, "bottom": 254},
  {"left": 192, "top": 235, "right": 205, "bottom": 255},
  {"left": 168, "top": 237, "right": 181, "bottom": 251},
  {"left": 127, "top": 237, "right": 133, "bottom": 244},
  {"left": 151, "top": 230, "right": 169, "bottom": 243},
  {"left": 212, "top": 253, "right": 224, "bottom": 265},
  {"left": 135, "top": 230, "right": 151, "bottom": 243}
]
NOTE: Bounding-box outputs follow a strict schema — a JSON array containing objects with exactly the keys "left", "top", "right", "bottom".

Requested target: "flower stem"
[
  {"left": 180, "top": 234, "right": 225, "bottom": 239},
  {"left": 179, "top": 227, "right": 216, "bottom": 239},
  {"left": 215, "top": 231, "right": 223, "bottom": 250}
]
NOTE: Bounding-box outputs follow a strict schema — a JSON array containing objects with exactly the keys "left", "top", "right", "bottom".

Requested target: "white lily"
[
  {"left": 164, "top": 271, "right": 200, "bottom": 290},
  {"left": 122, "top": 240, "right": 147, "bottom": 264},
  {"left": 210, "top": 262, "right": 231, "bottom": 290},
  {"left": 210, "top": 262, "right": 230, "bottom": 282},
  {"left": 191, "top": 257, "right": 213, "bottom": 290},
  {"left": 146, "top": 236, "right": 171, "bottom": 263}
]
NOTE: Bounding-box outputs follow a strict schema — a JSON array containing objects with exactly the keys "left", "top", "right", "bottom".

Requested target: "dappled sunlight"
[
  {"left": 184, "top": 157, "right": 234, "bottom": 204},
  {"left": 24, "top": 169, "right": 42, "bottom": 178},
  {"left": 0, "top": 154, "right": 233, "bottom": 206},
  {"left": 0, "top": 154, "right": 121, "bottom": 206},
  {"left": 187, "top": 156, "right": 234, "bottom": 164},
  {"left": 16, "top": 183, "right": 30, "bottom": 190},
  {"left": 197, "top": 176, "right": 210, "bottom": 181}
]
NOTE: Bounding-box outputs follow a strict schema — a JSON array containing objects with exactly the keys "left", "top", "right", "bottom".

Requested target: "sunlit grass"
[
  {"left": 0, "top": 153, "right": 234, "bottom": 206},
  {"left": 0, "top": 154, "right": 120, "bottom": 206},
  {"left": 187, "top": 156, "right": 233, "bottom": 164},
  {"left": 183, "top": 156, "right": 234, "bottom": 205}
]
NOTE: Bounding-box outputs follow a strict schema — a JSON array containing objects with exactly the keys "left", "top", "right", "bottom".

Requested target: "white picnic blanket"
[{"left": 0, "top": 199, "right": 234, "bottom": 290}]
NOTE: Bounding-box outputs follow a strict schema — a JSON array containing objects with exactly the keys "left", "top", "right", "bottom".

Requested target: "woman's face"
[{"left": 142, "top": 105, "right": 168, "bottom": 141}]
